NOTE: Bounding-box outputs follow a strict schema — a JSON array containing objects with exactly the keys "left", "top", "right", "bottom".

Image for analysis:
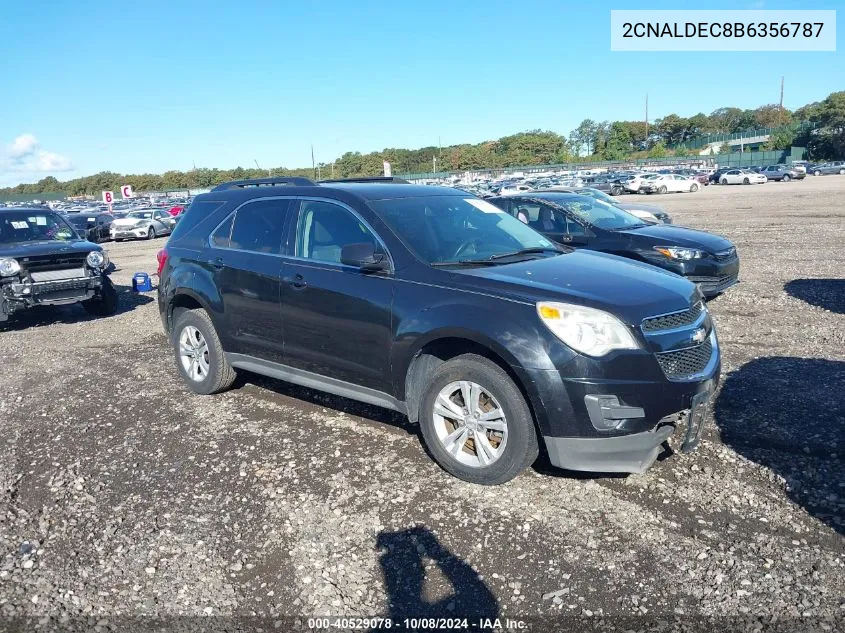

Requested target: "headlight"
[
  {"left": 0, "top": 258, "right": 21, "bottom": 277},
  {"left": 86, "top": 250, "right": 109, "bottom": 269},
  {"left": 537, "top": 302, "right": 639, "bottom": 357},
  {"left": 654, "top": 246, "right": 703, "bottom": 260}
]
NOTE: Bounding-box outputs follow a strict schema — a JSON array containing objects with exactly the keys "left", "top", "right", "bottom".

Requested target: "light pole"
[{"left": 433, "top": 155, "right": 437, "bottom": 179}]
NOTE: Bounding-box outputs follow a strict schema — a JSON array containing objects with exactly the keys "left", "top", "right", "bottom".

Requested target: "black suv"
[
  {"left": 158, "top": 178, "right": 720, "bottom": 485},
  {"left": 491, "top": 192, "right": 739, "bottom": 297},
  {"left": 0, "top": 207, "right": 117, "bottom": 323}
]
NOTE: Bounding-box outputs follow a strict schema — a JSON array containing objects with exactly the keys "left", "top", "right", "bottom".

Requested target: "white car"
[
  {"left": 110, "top": 209, "right": 176, "bottom": 241},
  {"left": 620, "top": 174, "right": 652, "bottom": 193},
  {"left": 499, "top": 183, "right": 534, "bottom": 196},
  {"left": 639, "top": 174, "right": 701, "bottom": 194},
  {"left": 719, "top": 169, "right": 767, "bottom": 185}
]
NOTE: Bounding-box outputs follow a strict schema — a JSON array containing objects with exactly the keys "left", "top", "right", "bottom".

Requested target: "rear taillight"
[{"left": 156, "top": 249, "right": 169, "bottom": 276}]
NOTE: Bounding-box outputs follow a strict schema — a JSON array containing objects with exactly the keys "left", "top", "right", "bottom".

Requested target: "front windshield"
[
  {"left": 68, "top": 215, "right": 96, "bottom": 228},
  {"left": 128, "top": 211, "right": 154, "bottom": 219},
  {"left": 541, "top": 196, "right": 645, "bottom": 230},
  {"left": 578, "top": 188, "right": 617, "bottom": 205},
  {"left": 371, "top": 196, "right": 558, "bottom": 264},
  {"left": 0, "top": 211, "right": 78, "bottom": 244}
]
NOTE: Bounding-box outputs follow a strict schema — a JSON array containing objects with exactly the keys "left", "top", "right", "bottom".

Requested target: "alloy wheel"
[
  {"left": 432, "top": 380, "right": 509, "bottom": 468},
  {"left": 179, "top": 325, "right": 211, "bottom": 382}
]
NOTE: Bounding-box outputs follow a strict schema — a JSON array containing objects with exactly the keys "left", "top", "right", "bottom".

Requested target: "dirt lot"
[{"left": 1, "top": 177, "right": 843, "bottom": 632}]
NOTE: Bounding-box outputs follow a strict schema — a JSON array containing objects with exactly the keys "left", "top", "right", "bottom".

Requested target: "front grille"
[
  {"left": 642, "top": 302, "right": 703, "bottom": 332},
  {"left": 712, "top": 247, "right": 736, "bottom": 261},
  {"left": 655, "top": 340, "right": 713, "bottom": 379},
  {"left": 22, "top": 254, "right": 87, "bottom": 274},
  {"left": 30, "top": 268, "right": 86, "bottom": 282}
]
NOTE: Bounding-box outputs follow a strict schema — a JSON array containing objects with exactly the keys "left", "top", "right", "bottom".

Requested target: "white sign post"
[
  {"left": 102, "top": 191, "right": 114, "bottom": 204},
  {"left": 120, "top": 184, "right": 134, "bottom": 199}
]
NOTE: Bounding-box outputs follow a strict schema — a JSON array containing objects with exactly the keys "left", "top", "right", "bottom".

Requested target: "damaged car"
[{"left": 0, "top": 208, "right": 118, "bottom": 324}]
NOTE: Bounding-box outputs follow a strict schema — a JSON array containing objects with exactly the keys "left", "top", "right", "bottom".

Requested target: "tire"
[
  {"left": 689, "top": 183, "right": 699, "bottom": 192},
  {"left": 814, "top": 170, "right": 821, "bottom": 176},
  {"left": 782, "top": 174, "right": 790, "bottom": 182},
  {"left": 743, "top": 177, "right": 750, "bottom": 185},
  {"left": 172, "top": 308, "right": 236, "bottom": 395},
  {"left": 839, "top": 168, "right": 845, "bottom": 175},
  {"left": 83, "top": 276, "right": 118, "bottom": 317},
  {"left": 720, "top": 178, "right": 728, "bottom": 185},
  {"left": 610, "top": 186, "right": 622, "bottom": 196},
  {"left": 147, "top": 227, "right": 156, "bottom": 240},
  {"left": 418, "top": 354, "right": 539, "bottom": 485},
  {"left": 658, "top": 185, "right": 667, "bottom": 194}
]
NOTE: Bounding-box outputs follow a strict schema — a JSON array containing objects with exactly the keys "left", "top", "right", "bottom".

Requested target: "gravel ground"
[{"left": 1, "top": 177, "right": 843, "bottom": 632}]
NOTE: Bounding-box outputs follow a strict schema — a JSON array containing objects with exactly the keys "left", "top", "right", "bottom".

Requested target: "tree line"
[{"left": 3, "top": 91, "right": 843, "bottom": 196}]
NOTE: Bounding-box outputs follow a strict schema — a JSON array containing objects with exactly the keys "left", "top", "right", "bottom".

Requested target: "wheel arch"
[{"left": 400, "top": 333, "right": 543, "bottom": 440}]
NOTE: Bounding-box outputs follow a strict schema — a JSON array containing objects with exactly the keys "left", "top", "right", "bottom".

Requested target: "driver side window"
[{"left": 295, "top": 200, "right": 378, "bottom": 265}]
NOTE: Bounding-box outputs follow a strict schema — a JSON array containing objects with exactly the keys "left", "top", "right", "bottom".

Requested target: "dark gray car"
[{"left": 759, "top": 165, "right": 805, "bottom": 182}]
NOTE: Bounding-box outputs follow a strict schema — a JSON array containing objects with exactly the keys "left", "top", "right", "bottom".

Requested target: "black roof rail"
[
  {"left": 211, "top": 177, "right": 315, "bottom": 191},
  {"left": 318, "top": 176, "right": 411, "bottom": 184}
]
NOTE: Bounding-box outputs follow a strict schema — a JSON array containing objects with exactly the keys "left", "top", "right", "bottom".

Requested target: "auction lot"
[{"left": 1, "top": 178, "right": 843, "bottom": 630}]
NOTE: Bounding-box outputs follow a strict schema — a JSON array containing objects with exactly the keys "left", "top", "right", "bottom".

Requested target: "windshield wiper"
[{"left": 487, "top": 246, "right": 564, "bottom": 260}]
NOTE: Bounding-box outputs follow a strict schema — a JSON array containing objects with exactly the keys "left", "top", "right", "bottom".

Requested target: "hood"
[
  {"left": 112, "top": 217, "right": 149, "bottom": 227},
  {"left": 451, "top": 250, "right": 698, "bottom": 325},
  {"left": 620, "top": 224, "right": 733, "bottom": 252},
  {"left": 0, "top": 239, "right": 99, "bottom": 259}
]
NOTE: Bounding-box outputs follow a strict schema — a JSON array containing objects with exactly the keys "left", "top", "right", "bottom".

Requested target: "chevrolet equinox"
[{"left": 157, "top": 177, "right": 720, "bottom": 485}]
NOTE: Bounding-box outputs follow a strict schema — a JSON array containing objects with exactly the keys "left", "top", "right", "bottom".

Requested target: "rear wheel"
[
  {"left": 720, "top": 178, "right": 728, "bottom": 185},
  {"left": 814, "top": 170, "right": 821, "bottom": 176},
  {"left": 172, "top": 308, "right": 236, "bottom": 395},
  {"left": 658, "top": 185, "right": 667, "bottom": 194},
  {"left": 839, "top": 168, "right": 845, "bottom": 175},
  {"left": 418, "top": 354, "right": 539, "bottom": 485},
  {"left": 743, "top": 177, "right": 750, "bottom": 185},
  {"left": 147, "top": 227, "right": 156, "bottom": 240},
  {"left": 689, "top": 183, "right": 699, "bottom": 192},
  {"left": 782, "top": 174, "right": 790, "bottom": 182}
]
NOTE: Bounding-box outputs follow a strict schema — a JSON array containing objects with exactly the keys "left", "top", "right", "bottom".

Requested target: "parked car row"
[{"left": 154, "top": 176, "right": 737, "bottom": 485}]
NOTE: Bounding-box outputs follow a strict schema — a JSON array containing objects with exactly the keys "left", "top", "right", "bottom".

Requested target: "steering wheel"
[{"left": 453, "top": 238, "right": 483, "bottom": 259}]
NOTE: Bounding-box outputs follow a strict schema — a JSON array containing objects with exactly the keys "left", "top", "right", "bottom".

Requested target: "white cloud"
[{"left": 0, "top": 134, "right": 74, "bottom": 183}]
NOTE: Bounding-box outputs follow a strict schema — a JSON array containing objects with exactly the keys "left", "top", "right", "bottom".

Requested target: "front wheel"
[
  {"left": 720, "top": 178, "right": 728, "bottom": 185},
  {"left": 839, "top": 168, "right": 845, "bottom": 175},
  {"left": 172, "top": 308, "right": 236, "bottom": 395},
  {"left": 782, "top": 174, "right": 790, "bottom": 182},
  {"left": 147, "top": 227, "right": 156, "bottom": 240},
  {"left": 418, "top": 354, "right": 539, "bottom": 485},
  {"left": 610, "top": 186, "right": 622, "bottom": 196},
  {"left": 658, "top": 185, "right": 667, "bottom": 194},
  {"left": 83, "top": 276, "right": 118, "bottom": 317},
  {"left": 814, "top": 170, "right": 821, "bottom": 176},
  {"left": 743, "top": 177, "right": 750, "bottom": 185},
  {"left": 690, "top": 183, "right": 699, "bottom": 192}
]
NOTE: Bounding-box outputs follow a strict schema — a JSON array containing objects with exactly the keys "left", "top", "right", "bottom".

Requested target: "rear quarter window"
[{"left": 168, "top": 199, "right": 227, "bottom": 243}]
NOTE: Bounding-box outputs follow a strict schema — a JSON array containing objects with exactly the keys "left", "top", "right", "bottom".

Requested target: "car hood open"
[{"left": 453, "top": 250, "right": 698, "bottom": 325}]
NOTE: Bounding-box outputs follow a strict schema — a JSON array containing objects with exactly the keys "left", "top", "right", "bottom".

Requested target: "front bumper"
[
  {"left": 111, "top": 226, "right": 149, "bottom": 239},
  {"left": 642, "top": 253, "right": 740, "bottom": 297},
  {"left": 0, "top": 275, "right": 103, "bottom": 319}
]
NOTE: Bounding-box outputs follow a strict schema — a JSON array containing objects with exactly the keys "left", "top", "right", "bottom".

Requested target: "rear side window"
[
  {"left": 211, "top": 214, "right": 234, "bottom": 248},
  {"left": 229, "top": 199, "right": 292, "bottom": 254},
  {"left": 168, "top": 199, "right": 226, "bottom": 241}
]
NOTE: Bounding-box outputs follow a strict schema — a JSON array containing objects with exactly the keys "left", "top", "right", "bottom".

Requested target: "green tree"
[
  {"left": 602, "top": 122, "right": 632, "bottom": 160},
  {"left": 648, "top": 141, "right": 668, "bottom": 158}
]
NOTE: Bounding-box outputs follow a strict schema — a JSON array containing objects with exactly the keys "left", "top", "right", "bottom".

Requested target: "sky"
[{"left": 1, "top": 0, "right": 842, "bottom": 185}]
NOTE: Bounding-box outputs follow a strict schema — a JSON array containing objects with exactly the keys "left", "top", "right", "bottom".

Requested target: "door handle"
[{"left": 283, "top": 274, "right": 307, "bottom": 289}]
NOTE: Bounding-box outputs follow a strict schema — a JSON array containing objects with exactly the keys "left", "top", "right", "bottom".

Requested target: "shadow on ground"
[
  {"left": 0, "top": 283, "right": 153, "bottom": 331},
  {"left": 714, "top": 356, "right": 845, "bottom": 536},
  {"left": 375, "top": 526, "right": 498, "bottom": 630},
  {"left": 784, "top": 278, "right": 845, "bottom": 314}
]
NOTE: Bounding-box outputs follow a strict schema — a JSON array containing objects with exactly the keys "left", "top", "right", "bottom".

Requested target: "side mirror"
[{"left": 341, "top": 242, "right": 388, "bottom": 272}]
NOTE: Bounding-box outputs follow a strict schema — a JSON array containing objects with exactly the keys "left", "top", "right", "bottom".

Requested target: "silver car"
[
  {"left": 813, "top": 161, "right": 845, "bottom": 176},
  {"left": 110, "top": 209, "right": 176, "bottom": 241}
]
